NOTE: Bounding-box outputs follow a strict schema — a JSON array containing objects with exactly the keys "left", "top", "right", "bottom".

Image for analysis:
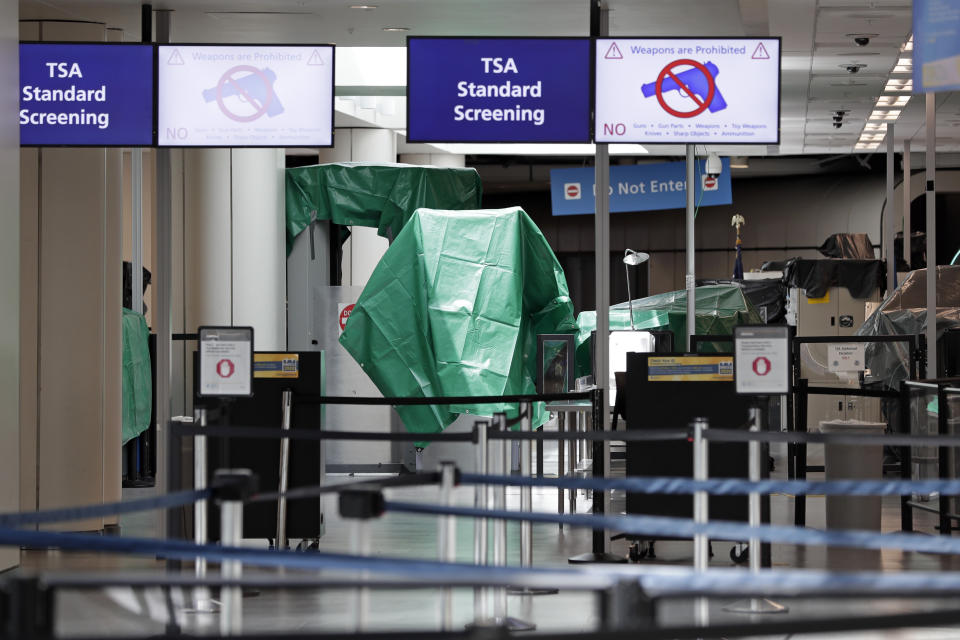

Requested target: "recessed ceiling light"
[
  {"left": 350, "top": 4, "right": 377, "bottom": 8},
  {"left": 382, "top": 26, "right": 409, "bottom": 31}
]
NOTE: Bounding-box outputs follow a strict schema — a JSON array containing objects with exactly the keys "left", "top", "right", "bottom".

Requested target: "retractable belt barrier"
[
  {"left": 12, "top": 381, "right": 960, "bottom": 639},
  {"left": 385, "top": 500, "right": 960, "bottom": 556},
  {"left": 171, "top": 422, "right": 960, "bottom": 448}
]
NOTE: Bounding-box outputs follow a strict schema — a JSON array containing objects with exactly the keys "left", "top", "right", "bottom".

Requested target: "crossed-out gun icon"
[
  {"left": 641, "top": 61, "right": 727, "bottom": 114},
  {"left": 202, "top": 67, "right": 285, "bottom": 118}
]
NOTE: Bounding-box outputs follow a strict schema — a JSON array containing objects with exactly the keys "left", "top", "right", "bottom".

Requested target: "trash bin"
[{"left": 819, "top": 420, "right": 886, "bottom": 531}]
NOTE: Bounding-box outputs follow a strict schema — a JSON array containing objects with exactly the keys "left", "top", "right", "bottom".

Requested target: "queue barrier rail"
[
  {"left": 11, "top": 450, "right": 960, "bottom": 638},
  {"left": 172, "top": 421, "right": 960, "bottom": 448}
]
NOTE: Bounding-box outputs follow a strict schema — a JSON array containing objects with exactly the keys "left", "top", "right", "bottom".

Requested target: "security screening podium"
[
  {"left": 195, "top": 350, "right": 326, "bottom": 547},
  {"left": 624, "top": 351, "right": 772, "bottom": 566}
]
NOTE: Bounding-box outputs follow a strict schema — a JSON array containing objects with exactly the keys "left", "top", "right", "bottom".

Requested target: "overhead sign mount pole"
[
  {"left": 925, "top": 92, "right": 937, "bottom": 378},
  {"left": 886, "top": 122, "right": 895, "bottom": 294},
  {"left": 685, "top": 145, "right": 696, "bottom": 351},
  {"left": 568, "top": 0, "right": 622, "bottom": 566}
]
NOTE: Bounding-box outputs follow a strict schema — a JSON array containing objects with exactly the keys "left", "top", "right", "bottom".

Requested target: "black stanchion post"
[
  {"left": 795, "top": 378, "right": 809, "bottom": 527},
  {"left": 569, "top": 388, "right": 625, "bottom": 564},
  {"left": 0, "top": 576, "right": 54, "bottom": 639},
  {"left": 900, "top": 380, "right": 914, "bottom": 533},
  {"left": 599, "top": 580, "right": 656, "bottom": 632},
  {"left": 166, "top": 415, "right": 186, "bottom": 573},
  {"left": 938, "top": 384, "right": 951, "bottom": 536}
]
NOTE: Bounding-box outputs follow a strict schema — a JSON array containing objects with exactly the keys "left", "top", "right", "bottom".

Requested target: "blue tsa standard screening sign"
[
  {"left": 20, "top": 43, "right": 154, "bottom": 146},
  {"left": 914, "top": 0, "right": 960, "bottom": 92},
  {"left": 550, "top": 158, "right": 731, "bottom": 216},
  {"left": 158, "top": 45, "right": 334, "bottom": 147},
  {"left": 595, "top": 38, "right": 780, "bottom": 144},
  {"left": 406, "top": 37, "right": 591, "bottom": 142}
]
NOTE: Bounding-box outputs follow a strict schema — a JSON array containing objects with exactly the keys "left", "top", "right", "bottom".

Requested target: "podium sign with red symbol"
[
  {"left": 198, "top": 326, "right": 254, "bottom": 397},
  {"left": 733, "top": 325, "right": 790, "bottom": 395}
]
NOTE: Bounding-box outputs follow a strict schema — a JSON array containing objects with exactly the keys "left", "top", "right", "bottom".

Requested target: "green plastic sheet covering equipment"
[
  {"left": 339, "top": 206, "right": 576, "bottom": 436},
  {"left": 574, "top": 284, "right": 763, "bottom": 375},
  {"left": 122, "top": 308, "right": 152, "bottom": 445},
  {"left": 285, "top": 162, "right": 483, "bottom": 253}
]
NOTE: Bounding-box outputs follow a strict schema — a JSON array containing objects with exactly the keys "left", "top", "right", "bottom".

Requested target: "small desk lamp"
[{"left": 623, "top": 249, "right": 650, "bottom": 330}]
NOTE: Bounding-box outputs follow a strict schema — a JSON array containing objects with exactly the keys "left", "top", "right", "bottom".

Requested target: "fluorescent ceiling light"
[
  {"left": 870, "top": 109, "right": 901, "bottom": 120},
  {"left": 876, "top": 95, "right": 910, "bottom": 107},
  {"left": 884, "top": 78, "right": 913, "bottom": 92},
  {"left": 429, "top": 143, "right": 648, "bottom": 156},
  {"left": 729, "top": 156, "right": 749, "bottom": 168},
  {"left": 864, "top": 122, "right": 888, "bottom": 131},
  {"left": 902, "top": 35, "right": 913, "bottom": 52},
  {"left": 382, "top": 26, "right": 409, "bottom": 32},
  {"left": 855, "top": 142, "right": 880, "bottom": 150}
]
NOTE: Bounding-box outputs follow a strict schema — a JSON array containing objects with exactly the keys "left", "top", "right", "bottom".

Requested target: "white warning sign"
[
  {"left": 734, "top": 325, "right": 790, "bottom": 395},
  {"left": 827, "top": 343, "right": 866, "bottom": 373}
]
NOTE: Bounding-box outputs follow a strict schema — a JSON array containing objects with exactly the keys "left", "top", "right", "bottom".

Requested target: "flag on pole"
[{"left": 731, "top": 214, "right": 745, "bottom": 279}]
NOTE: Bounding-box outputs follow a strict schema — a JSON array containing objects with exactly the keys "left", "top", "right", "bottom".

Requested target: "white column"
[
  {"left": 0, "top": 0, "right": 20, "bottom": 570},
  {"left": 232, "top": 149, "right": 287, "bottom": 349},
  {"left": 18, "top": 19, "right": 123, "bottom": 532},
  {"left": 181, "top": 148, "right": 286, "bottom": 349},
  {"left": 398, "top": 153, "right": 466, "bottom": 169},
  {"left": 318, "top": 128, "right": 396, "bottom": 287}
]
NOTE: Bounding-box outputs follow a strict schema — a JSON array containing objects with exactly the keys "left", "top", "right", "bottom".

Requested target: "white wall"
[{"left": 0, "top": 0, "right": 20, "bottom": 570}]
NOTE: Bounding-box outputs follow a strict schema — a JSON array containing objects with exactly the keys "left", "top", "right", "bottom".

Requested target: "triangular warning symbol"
[
  {"left": 751, "top": 42, "right": 770, "bottom": 60},
  {"left": 307, "top": 49, "right": 325, "bottom": 66},
  {"left": 167, "top": 49, "right": 184, "bottom": 65},
  {"left": 604, "top": 42, "right": 623, "bottom": 60}
]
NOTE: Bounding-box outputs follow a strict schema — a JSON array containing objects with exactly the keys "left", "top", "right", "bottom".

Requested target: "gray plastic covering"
[{"left": 856, "top": 265, "right": 960, "bottom": 388}]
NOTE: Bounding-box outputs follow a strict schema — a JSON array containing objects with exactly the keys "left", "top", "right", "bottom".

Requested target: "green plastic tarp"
[
  {"left": 339, "top": 206, "right": 576, "bottom": 435},
  {"left": 285, "top": 162, "right": 483, "bottom": 253},
  {"left": 122, "top": 308, "right": 152, "bottom": 445},
  {"left": 574, "top": 284, "right": 763, "bottom": 375}
]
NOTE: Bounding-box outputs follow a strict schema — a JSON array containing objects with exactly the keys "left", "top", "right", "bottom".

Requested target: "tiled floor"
[{"left": 16, "top": 439, "right": 960, "bottom": 638}]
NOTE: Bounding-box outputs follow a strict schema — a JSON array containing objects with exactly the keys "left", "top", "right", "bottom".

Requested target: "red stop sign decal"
[
  {"left": 566, "top": 184, "right": 580, "bottom": 198},
  {"left": 752, "top": 357, "right": 771, "bottom": 376},
  {"left": 703, "top": 176, "right": 717, "bottom": 190},
  {"left": 216, "top": 359, "right": 235, "bottom": 378},
  {"left": 339, "top": 304, "right": 355, "bottom": 332}
]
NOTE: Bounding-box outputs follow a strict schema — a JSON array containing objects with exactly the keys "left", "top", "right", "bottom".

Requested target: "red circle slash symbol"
[
  {"left": 752, "top": 356, "right": 771, "bottom": 376},
  {"left": 216, "top": 65, "right": 274, "bottom": 123},
  {"left": 339, "top": 304, "right": 355, "bottom": 332},
  {"left": 654, "top": 59, "right": 715, "bottom": 119},
  {"left": 216, "top": 359, "right": 235, "bottom": 378},
  {"left": 566, "top": 184, "right": 580, "bottom": 198},
  {"left": 703, "top": 176, "right": 717, "bottom": 189}
]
